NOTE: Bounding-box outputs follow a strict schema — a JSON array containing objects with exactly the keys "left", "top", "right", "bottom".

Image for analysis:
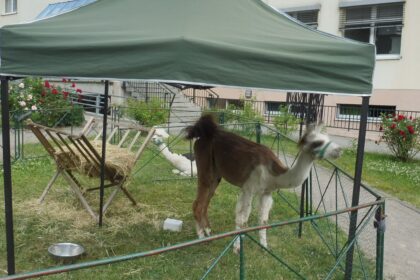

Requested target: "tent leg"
[
  {"left": 99, "top": 80, "right": 110, "bottom": 226},
  {"left": 344, "top": 96, "right": 370, "bottom": 279},
  {"left": 1, "top": 76, "right": 16, "bottom": 275}
]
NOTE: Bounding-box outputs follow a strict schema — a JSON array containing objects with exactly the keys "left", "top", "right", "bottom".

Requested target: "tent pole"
[
  {"left": 1, "top": 76, "right": 16, "bottom": 275},
  {"left": 344, "top": 96, "right": 370, "bottom": 279},
  {"left": 99, "top": 80, "right": 110, "bottom": 226}
]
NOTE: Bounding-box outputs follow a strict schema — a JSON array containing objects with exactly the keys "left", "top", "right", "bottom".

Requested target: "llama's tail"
[{"left": 185, "top": 114, "right": 218, "bottom": 140}]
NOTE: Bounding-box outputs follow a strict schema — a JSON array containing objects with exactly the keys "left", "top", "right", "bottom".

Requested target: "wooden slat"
[
  {"left": 107, "top": 127, "right": 119, "bottom": 143},
  {"left": 128, "top": 131, "right": 141, "bottom": 151},
  {"left": 117, "top": 130, "right": 130, "bottom": 148}
]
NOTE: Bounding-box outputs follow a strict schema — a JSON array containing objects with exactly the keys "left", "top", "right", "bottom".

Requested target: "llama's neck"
[
  {"left": 276, "top": 151, "right": 314, "bottom": 189},
  {"left": 157, "top": 143, "right": 173, "bottom": 159}
]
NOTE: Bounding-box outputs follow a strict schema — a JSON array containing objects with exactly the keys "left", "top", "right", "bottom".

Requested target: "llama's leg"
[
  {"left": 202, "top": 177, "right": 221, "bottom": 236},
  {"left": 233, "top": 190, "right": 253, "bottom": 253},
  {"left": 258, "top": 193, "right": 273, "bottom": 248},
  {"left": 193, "top": 184, "right": 210, "bottom": 239}
]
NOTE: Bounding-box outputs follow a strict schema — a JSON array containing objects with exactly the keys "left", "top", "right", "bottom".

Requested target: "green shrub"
[
  {"left": 380, "top": 113, "right": 420, "bottom": 161},
  {"left": 125, "top": 97, "right": 169, "bottom": 127},
  {"left": 213, "top": 99, "right": 263, "bottom": 124},
  {"left": 273, "top": 105, "right": 300, "bottom": 136}
]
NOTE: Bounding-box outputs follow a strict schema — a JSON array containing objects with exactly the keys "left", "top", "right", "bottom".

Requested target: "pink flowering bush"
[
  {"left": 380, "top": 113, "right": 420, "bottom": 161},
  {"left": 9, "top": 78, "right": 84, "bottom": 127}
]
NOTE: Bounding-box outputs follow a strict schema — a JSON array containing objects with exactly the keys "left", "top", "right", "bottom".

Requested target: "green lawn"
[
  {"left": 0, "top": 139, "right": 375, "bottom": 279},
  {"left": 331, "top": 148, "right": 420, "bottom": 208}
]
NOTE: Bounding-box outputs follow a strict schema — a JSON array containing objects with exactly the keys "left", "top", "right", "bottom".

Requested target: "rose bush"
[
  {"left": 380, "top": 113, "right": 420, "bottom": 161},
  {"left": 9, "top": 78, "right": 85, "bottom": 127}
]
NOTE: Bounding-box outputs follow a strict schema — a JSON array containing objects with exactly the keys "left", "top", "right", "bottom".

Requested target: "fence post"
[
  {"left": 375, "top": 202, "right": 386, "bottom": 280},
  {"left": 239, "top": 235, "right": 245, "bottom": 280},
  {"left": 256, "top": 122, "right": 261, "bottom": 144},
  {"left": 98, "top": 80, "right": 110, "bottom": 227},
  {"left": 344, "top": 96, "right": 370, "bottom": 279},
  {"left": 1, "top": 76, "right": 16, "bottom": 275},
  {"left": 95, "top": 94, "right": 100, "bottom": 115},
  {"left": 219, "top": 111, "right": 225, "bottom": 125}
]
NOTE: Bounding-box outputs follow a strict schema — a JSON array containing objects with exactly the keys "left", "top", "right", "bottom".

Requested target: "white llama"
[{"left": 152, "top": 128, "right": 197, "bottom": 177}]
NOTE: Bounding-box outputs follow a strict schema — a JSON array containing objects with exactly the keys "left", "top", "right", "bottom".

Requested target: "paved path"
[
  {"left": 282, "top": 131, "right": 420, "bottom": 279},
  {"left": 1, "top": 127, "right": 420, "bottom": 279},
  {"left": 303, "top": 162, "right": 420, "bottom": 280}
]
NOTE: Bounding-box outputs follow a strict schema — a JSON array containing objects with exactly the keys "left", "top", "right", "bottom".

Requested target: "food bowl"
[{"left": 48, "top": 243, "right": 85, "bottom": 262}]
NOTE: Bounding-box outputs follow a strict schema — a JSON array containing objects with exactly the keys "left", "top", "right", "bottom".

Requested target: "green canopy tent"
[
  {"left": 0, "top": 0, "right": 375, "bottom": 277},
  {"left": 0, "top": 0, "right": 374, "bottom": 95}
]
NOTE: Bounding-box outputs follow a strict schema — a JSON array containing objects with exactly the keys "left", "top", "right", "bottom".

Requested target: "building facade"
[
  {"left": 212, "top": 0, "right": 419, "bottom": 121},
  {"left": 2, "top": 0, "right": 419, "bottom": 120},
  {"left": 0, "top": 0, "right": 58, "bottom": 26}
]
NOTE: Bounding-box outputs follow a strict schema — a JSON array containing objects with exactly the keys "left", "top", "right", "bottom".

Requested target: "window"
[
  {"left": 287, "top": 10, "right": 319, "bottom": 28},
  {"left": 265, "top": 101, "right": 286, "bottom": 115},
  {"left": 340, "top": 2, "right": 404, "bottom": 56},
  {"left": 5, "top": 0, "right": 17, "bottom": 14},
  {"left": 227, "top": 99, "right": 244, "bottom": 110},
  {"left": 337, "top": 104, "right": 396, "bottom": 120},
  {"left": 207, "top": 98, "right": 227, "bottom": 110}
]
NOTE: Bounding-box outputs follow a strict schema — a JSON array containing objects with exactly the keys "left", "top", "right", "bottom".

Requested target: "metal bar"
[
  {"left": 335, "top": 167, "right": 339, "bottom": 257},
  {"left": 200, "top": 237, "right": 238, "bottom": 280},
  {"left": 298, "top": 181, "right": 306, "bottom": 238},
  {"left": 344, "top": 96, "right": 370, "bottom": 279},
  {"left": 245, "top": 234, "right": 306, "bottom": 280},
  {"left": 255, "top": 122, "right": 261, "bottom": 144},
  {"left": 1, "top": 200, "right": 383, "bottom": 280},
  {"left": 239, "top": 235, "right": 245, "bottom": 280},
  {"left": 1, "top": 76, "right": 16, "bottom": 275},
  {"left": 99, "top": 80, "right": 110, "bottom": 226},
  {"left": 376, "top": 201, "right": 385, "bottom": 280},
  {"left": 325, "top": 205, "right": 376, "bottom": 280},
  {"left": 190, "top": 139, "right": 194, "bottom": 178}
]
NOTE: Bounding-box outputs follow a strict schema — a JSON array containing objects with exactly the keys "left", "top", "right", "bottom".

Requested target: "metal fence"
[
  {"left": 182, "top": 95, "right": 420, "bottom": 132},
  {"left": 0, "top": 121, "right": 385, "bottom": 279}
]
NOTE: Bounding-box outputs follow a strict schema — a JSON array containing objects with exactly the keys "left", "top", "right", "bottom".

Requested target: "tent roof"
[{"left": 0, "top": 0, "right": 375, "bottom": 95}]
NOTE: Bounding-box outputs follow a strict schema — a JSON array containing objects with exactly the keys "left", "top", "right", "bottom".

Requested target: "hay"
[
  {"left": 84, "top": 140, "right": 136, "bottom": 180},
  {"left": 55, "top": 140, "right": 136, "bottom": 181}
]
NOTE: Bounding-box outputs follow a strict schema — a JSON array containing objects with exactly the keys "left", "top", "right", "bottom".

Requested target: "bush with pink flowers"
[
  {"left": 9, "top": 77, "right": 85, "bottom": 127},
  {"left": 380, "top": 113, "right": 420, "bottom": 161}
]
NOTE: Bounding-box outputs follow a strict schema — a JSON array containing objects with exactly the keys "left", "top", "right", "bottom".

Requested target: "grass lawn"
[
  {"left": 0, "top": 136, "right": 375, "bottom": 279},
  {"left": 331, "top": 148, "right": 420, "bottom": 208}
]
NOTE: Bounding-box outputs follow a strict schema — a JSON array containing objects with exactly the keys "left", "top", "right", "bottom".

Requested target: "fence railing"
[
  {"left": 181, "top": 95, "right": 420, "bottom": 132},
  {"left": 0, "top": 121, "right": 385, "bottom": 279},
  {"left": 182, "top": 87, "right": 220, "bottom": 109}
]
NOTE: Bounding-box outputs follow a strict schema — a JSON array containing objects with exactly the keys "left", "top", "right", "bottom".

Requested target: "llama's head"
[
  {"left": 298, "top": 125, "right": 341, "bottom": 160},
  {"left": 152, "top": 128, "right": 170, "bottom": 145}
]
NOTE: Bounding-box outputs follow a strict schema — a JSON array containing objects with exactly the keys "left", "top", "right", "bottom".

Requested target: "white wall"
[
  {"left": 0, "top": 0, "right": 57, "bottom": 26},
  {"left": 264, "top": 0, "right": 420, "bottom": 110}
]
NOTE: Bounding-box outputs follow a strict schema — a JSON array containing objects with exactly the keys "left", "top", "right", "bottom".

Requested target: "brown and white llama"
[{"left": 186, "top": 114, "right": 341, "bottom": 252}]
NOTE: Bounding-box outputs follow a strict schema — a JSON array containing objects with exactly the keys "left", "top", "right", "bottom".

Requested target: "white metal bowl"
[{"left": 48, "top": 243, "right": 85, "bottom": 260}]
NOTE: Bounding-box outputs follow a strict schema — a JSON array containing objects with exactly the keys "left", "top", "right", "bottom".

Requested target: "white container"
[{"left": 163, "top": 218, "right": 183, "bottom": 232}]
